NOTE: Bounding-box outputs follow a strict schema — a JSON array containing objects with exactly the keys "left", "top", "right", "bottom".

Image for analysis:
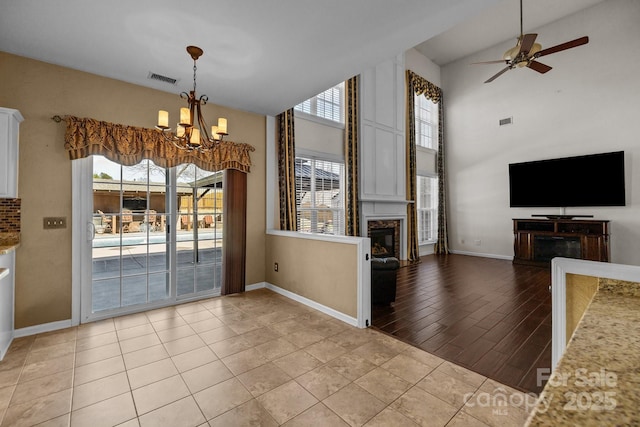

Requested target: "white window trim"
[
  {"left": 294, "top": 110, "right": 345, "bottom": 130},
  {"left": 417, "top": 173, "right": 438, "bottom": 246}
]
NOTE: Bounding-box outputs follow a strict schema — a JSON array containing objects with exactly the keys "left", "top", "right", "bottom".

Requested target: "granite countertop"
[
  {"left": 0, "top": 232, "right": 20, "bottom": 255},
  {"left": 526, "top": 280, "right": 640, "bottom": 426}
]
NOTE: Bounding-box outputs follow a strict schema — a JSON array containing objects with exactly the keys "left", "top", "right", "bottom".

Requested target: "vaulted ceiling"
[{"left": 0, "top": 0, "right": 604, "bottom": 116}]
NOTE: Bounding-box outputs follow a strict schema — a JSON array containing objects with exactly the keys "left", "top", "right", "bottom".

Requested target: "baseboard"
[
  {"left": 0, "top": 333, "right": 14, "bottom": 360},
  {"left": 14, "top": 319, "right": 73, "bottom": 338},
  {"left": 245, "top": 282, "right": 267, "bottom": 292},
  {"left": 449, "top": 249, "right": 513, "bottom": 261},
  {"left": 253, "top": 282, "right": 359, "bottom": 327}
]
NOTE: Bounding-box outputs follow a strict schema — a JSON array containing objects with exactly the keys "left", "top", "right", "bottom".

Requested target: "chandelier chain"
[{"left": 193, "top": 60, "right": 197, "bottom": 93}]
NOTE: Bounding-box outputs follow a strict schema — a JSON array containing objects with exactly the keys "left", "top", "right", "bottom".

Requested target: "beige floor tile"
[
  {"left": 73, "top": 355, "right": 125, "bottom": 386},
  {"left": 0, "top": 384, "right": 14, "bottom": 419},
  {"left": 138, "top": 396, "right": 206, "bottom": 427},
  {"left": 71, "top": 372, "right": 130, "bottom": 411},
  {"left": 156, "top": 324, "right": 196, "bottom": 343},
  {"left": 283, "top": 402, "right": 349, "bottom": 427},
  {"left": 151, "top": 316, "right": 187, "bottom": 332},
  {"left": 363, "top": 407, "right": 420, "bottom": 426},
  {"left": 188, "top": 317, "right": 224, "bottom": 333},
  {"left": 390, "top": 386, "right": 458, "bottom": 426},
  {"left": 226, "top": 318, "right": 263, "bottom": 335},
  {"left": 115, "top": 323, "right": 156, "bottom": 341},
  {"left": 381, "top": 353, "right": 434, "bottom": 384},
  {"left": 478, "top": 378, "right": 538, "bottom": 412},
  {"left": 181, "top": 360, "right": 233, "bottom": 393},
  {"left": 323, "top": 383, "right": 386, "bottom": 427},
  {"left": 75, "top": 331, "right": 118, "bottom": 353},
  {"left": 31, "top": 329, "right": 77, "bottom": 351},
  {"left": 221, "top": 347, "right": 269, "bottom": 376},
  {"left": 285, "top": 329, "right": 326, "bottom": 348},
  {"left": 257, "top": 380, "right": 318, "bottom": 424},
  {"left": 237, "top": 362, "right": 292, "bottom": 397},
  {"left": 0, "top": 367, "right": 23, "bottom": 389},
  {"left": 402, "top": 346, "right": 446, "bottom": 369},
  {"left": 76, "top": 320, "right": 115, "bottom": 339},
  {"left": 460, "top": 404, "right": 529, "bottom": 427},
  {"left": 2, "top": 388, "right": 72, "bottom": 427},
  {"left": 113, "top": 313, "right": 150, "bottom": 330},
  {"left": 193, "top": 377, "right": 252, "bottom": 420},
  {"left": 127, "top": 358, "right": 178, "bottom": 390},
  {"left": 416, "top": 369, "right": 480, "bottom": 408},
  {"left": 119, "top": 333, "right": 162, "bottom": 354},
  {"left": 198, "top": 325, "right": 237, "bottom": 345},
  {"left": 37, "top": 412, "right": 71, "bottom": 426},
  {"left": 295, "top": 365, "right": 350, "bottom": 400},
  {"left": 355, "top": 367, "right": 412, "bottom": 405},
  {"left": 269, "top": 318, "right": 306, "bottom": 336},
  {"left": 255, "top": 337, "right": 298, "bottom": 361},
  {"left": 19, "top": 353, "right": 75, "bottom": 383},
  {"left": 180, "top": 310, "right": 216, "bottom": 324},
  {"left": 163, "top": 334, "right": 206, "bottom": 357},
  {"left": 239, "top": 327, "right": 282, "bottom": 347},
  {"left": 326, "top": 353, "right": 377, "bottom": 381},
  {"left": 434, "top": 362, "right": 487, "bottom": 388},
  {"left": 11, "top": 370, "right": 73, "bottom": 406},
  {"left": 208, "top": 335, "right": 252, "bottom": 359},
  {"left": 255, "top": 310, "right": 299, "bottom": 326},
  {"left": 131, "top": 374, "right": 190, "bottom": 415},
  {"left": 305, "top": 320, "right": 349, "bottom": 338},
  {"left": 446, "top": 411, "right": 491, "bottom": 427},
  {"left": 75, "top": 342, "right": 121, "bottom": 367},
  {"left": 171, "top": 346, "right": 218, "bottom": 373},
  {"left": 115, "top": 418, "right": 140, "bottom": 427},
  {"left": 0, "top": 347, "right": 29, "bottom": 372},
  {"left": 176, "top": 302, "right": 207, "bottom": 316},
  {"left": 145, "top": 306, "right": 179, "bottom": 323},
  {"left": 304, "top": 339, "right": 348, "bottom": 363},
  {"left": 327, "top": 329, "right": 377, "bottom": 352},
  {"left": 209, "top": 398, "right": 278, "bottom": 427},
  {"left": 70, "top": 392, "right": 136, "bottom": 427},
  {"left": 26, "top": 341, "right": 76, "bottom": 365},
  {"left": 350, "top": 340, "right": 400, "bottom": 367},
  {"left": 122, "top": 344, "right": 169, "bottom": 370},
  {"left": 273, "top": 350, "right": 323, "bottom": 378}
]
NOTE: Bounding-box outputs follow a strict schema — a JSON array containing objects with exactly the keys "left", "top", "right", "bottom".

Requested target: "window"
[
  {"left": 295, "top": 82, "right": 345, "bottom": 124},
  {"left": 295, "top": 156, "right": 345, "bottom": 235},
  {"left": 415, "top": 94, "right": 439, "bottom": 149},
  {"left": 417, "top": 175, "right": 438, "bottom": 244}
]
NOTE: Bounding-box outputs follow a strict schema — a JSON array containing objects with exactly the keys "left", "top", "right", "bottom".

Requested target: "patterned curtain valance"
[
  {"left": 407, "top": 70, "right": 442, "bottom": 104},
  {"left": 63, "top": 116, "right": 255, "bottom": 173}
]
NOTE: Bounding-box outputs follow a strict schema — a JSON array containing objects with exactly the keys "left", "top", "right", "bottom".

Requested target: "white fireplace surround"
[{"left": 361, "top": 200, "right": 409, "bottom": 261}]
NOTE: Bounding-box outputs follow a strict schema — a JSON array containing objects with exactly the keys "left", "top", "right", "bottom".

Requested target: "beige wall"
[
  {"left": 0, "top": 52, "right": 266, "bottom": 328},
  {"left": 565, "top": 273, "right": 599, "bottom": 343},
  {"left": 265, "top": 233, "right": 358, "bottom": 318}
]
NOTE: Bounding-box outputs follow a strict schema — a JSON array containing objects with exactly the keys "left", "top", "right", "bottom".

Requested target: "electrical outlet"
[
  {"left": 274, "top": 262, "right": 279, "bottom": 272},
  {"left": 474, "top": 239, "right": 481, "bottom": 246},
  {"left": 43, "top": 217, "right": 67, "bottom": 229}
]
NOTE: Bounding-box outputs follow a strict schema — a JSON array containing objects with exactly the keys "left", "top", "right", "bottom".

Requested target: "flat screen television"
[{"left": 509, "top": 151, "right": 626, "bottom": 208}]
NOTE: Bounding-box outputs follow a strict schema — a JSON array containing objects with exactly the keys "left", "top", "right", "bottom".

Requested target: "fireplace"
[{"left": 368, "top": 220, "right": 401, "bottom": 259}]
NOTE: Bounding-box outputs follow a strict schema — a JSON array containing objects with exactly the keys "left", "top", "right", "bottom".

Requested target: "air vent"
[
  {"left": 147, "top": 72, "right": 178, "bottom": 85},
  {"left": 499, "top": 117, "right": 513, "bottom": 126}
]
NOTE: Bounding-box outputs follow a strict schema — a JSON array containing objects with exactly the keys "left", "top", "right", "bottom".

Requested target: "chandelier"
[{"left": 156, "top": 46, "right": 228, "bottom": 151}]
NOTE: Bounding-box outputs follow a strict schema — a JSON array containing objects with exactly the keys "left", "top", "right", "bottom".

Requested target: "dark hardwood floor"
[{"left": 372, "top": 254, "right": 552, "bottom": 394}]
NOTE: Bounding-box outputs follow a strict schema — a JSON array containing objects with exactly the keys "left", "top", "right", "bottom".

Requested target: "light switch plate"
[{"left": 43, "top": 217, "right": 67, "bottom": 229}]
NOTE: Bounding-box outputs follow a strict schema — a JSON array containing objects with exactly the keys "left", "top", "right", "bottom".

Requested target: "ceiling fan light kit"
[{"left": 474, "top": 0, "right": 589, "bottom": 83}]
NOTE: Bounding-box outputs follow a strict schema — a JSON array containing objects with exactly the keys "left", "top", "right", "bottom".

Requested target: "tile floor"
[{"left": 0, "top": 289, "right": 536, "bottom": 426}]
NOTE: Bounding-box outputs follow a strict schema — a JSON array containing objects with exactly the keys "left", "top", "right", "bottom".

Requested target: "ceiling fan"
[{"left": 474, "top": 0, "right": 589, "bottom": 83}]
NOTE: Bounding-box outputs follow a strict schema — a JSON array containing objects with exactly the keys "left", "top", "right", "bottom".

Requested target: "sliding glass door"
[{"left": 78, "top": 156, "right": 223, "bottom": 322}]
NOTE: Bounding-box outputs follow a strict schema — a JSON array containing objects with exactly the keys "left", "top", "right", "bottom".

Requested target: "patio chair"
[
  {"left": 97, "top": 210, "right": 112, "bottom": 233},
  {"left": 122, "top": 209, "right": 133, "bottom": 232},
  {"left": 203, "top": 215, "right": 214, "bottom": 228}
]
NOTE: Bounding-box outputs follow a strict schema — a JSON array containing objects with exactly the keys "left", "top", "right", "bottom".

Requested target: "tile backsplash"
[{"left": 0, "top": 198, "right": 21, "bottom": 232}]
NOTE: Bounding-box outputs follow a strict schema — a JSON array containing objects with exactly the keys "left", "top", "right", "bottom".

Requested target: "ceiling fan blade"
[
  {"left": 472, "top": 60, "right": 507, "bottom": 65},
  {"left": 519, "top": 33, "right": 538, "bottom": 54},
  {"left": 536, "top": 36, "right": 589, "bottom": 57},
  {"left": 484, "top": 66, "right": 511, "bottom": 83},
  {"left": 527, "top": 60, "right": 552, "bottom": 74}
]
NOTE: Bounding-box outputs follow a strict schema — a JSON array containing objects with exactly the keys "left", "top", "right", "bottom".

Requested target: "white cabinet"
[
  {"left": 0, "top": 252, "right": 15, "bottom": 360},
  {"left": 0, "top": 107, "right": 24, "bottom": 198}
]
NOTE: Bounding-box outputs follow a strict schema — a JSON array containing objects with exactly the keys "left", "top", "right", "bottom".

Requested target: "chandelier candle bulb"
[
  {"left": 217, "top": 118, "right": 227, "bottom": 135},
  {"left": 180, "top": 108, "right": 191, "bottom": 126},
  {"left": 190, "top": 128, "right": 200, "bottom": 145},
  {"left": 157, "top": 110, "right": 169, "bottom": 128},
  {"left": 211, "top": 125, "right": 220, "bottom": 140},
  {"left": 176, "top": 124, "right": 185, "bottom": 138}
]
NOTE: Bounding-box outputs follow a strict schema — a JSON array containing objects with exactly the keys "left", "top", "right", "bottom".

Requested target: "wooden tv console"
[{"left": 513, "top": 218, "right": 609, "bottom": 266}]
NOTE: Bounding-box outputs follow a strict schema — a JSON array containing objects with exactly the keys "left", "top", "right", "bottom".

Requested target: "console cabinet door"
[
  {"left": 583, "top": 235, "right": 608, "bottom": 262},
  {"left": 0, "top": 108, "right": 23, "bottom": 198},
  {"left": 514, "top": 233, "right": 533, "bottom": 261}
]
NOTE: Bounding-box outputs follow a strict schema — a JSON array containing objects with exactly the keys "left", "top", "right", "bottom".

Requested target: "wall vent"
[
  {"left": 147, "top": 72, "right": 178, "bottom": 85},
  {"left": 499, "top": 117, "right": 513, "bottom": 126}
]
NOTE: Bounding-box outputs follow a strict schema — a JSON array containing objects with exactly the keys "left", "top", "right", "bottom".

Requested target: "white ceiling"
[{"left": 0, "top": 0, "right": 603, "bottom": 116}]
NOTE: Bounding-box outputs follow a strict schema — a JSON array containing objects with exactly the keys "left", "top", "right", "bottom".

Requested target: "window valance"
[
  {"left": 407, "top": 70, "right": 442, "bottom": 104},
  {"left": 63, "top": 116, "right": 254, "bottom": 173}
]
